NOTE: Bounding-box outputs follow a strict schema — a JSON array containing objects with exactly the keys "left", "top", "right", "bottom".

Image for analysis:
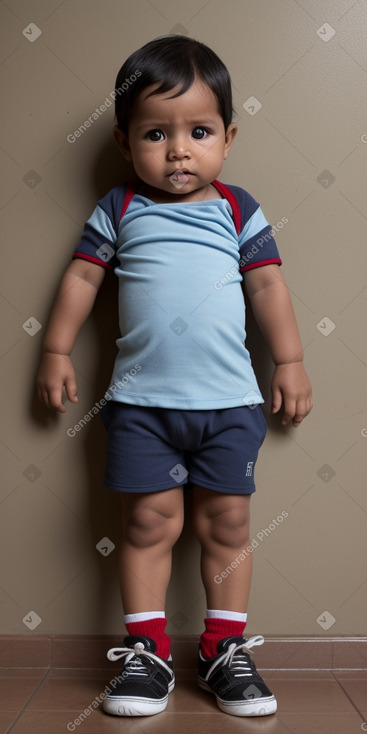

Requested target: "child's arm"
[
  {"left": 243, "top": 264, "right": 313, "bottom": 427},
  {"left": 37, "top": 258, "right": 106, "bottom": 413}
]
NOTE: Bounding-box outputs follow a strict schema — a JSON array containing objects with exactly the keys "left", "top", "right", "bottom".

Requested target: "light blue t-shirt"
[{"left": 73, "top": 182, "right": 281, "bottom": 409}]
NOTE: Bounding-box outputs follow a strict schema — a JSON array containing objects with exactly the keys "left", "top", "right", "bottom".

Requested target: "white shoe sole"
[
  {"left": 198, "top": 678, "right": 277, "bottom": 717},
  {"left": 103, "top": 678, "right": 175, "bottom": 717}
]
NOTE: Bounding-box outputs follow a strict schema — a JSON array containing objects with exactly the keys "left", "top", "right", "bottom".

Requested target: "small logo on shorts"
[{"left": 246, "top": 462, "right": 253, "bottom": 477}]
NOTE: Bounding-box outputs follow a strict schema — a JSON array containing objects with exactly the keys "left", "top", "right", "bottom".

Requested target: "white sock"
[
  {"left": 124, "top": 611, "right": 165, "bottom": 624},
  {"left": 206, "top": 609, "right": 247, "bottom": 623}
]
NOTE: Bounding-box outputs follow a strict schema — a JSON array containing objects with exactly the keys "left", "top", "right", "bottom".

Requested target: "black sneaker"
[
  {"left": 198, "top": 634, "right": 277, "bottom": 716},
  {"left": 103, "top": 635, "right": 175, "bottom": 716}
]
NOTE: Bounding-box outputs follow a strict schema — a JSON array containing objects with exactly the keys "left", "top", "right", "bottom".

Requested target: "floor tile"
[
  {"left": 261, "top": 671, "right": 357, "bottom": 713},
  {"left": 332, "top": 640, "right": 367, "bottom": 669},
  {"left": 25, "top": 673, "right": 118, "bottom": 712},
  {"left": 2, "top": 665, "right": 367, "bottom": 734},
  {"left": 332, "top": 671, "right": 367, "bottom": 717},
  {"left": 167, "top": 672, "right": 220, "bottom": 713},
  {"left": 24, "top": 669, "right": 219, "bottom": 715},
  {"left": 8, "top": 708, "right": 367, "bottom": 734},
  {"left": 0, "top": 637, "right": 50, "bottom": 668},
  {"left": 278, "top": 712, "right": 365, "bottom": 733},
  {"left": 5, "top": 709, "right": 138, "bottom": 734},
  {"left": 0, "top": 670, "right": 48, "bottom": 712},
  {"left": 5, "top": 707, "right": 367, "bottom": 734},
  {"left": 50, "top": 636, "right": 122, "bottom": 669},
  {"left": 0, "top": 712, "right": 17, "bottom": 733},
  {"left": 253, "top": 639, "right": 333, "bottom": 670},
  {"left": 266, "top": 669, "right": 334, "bottom": 679},
  {"left": 121, "top": 711, "right": 285, "bottom": 733}
]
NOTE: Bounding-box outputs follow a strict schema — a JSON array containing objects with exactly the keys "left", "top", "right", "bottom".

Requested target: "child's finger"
[
  {"left": 292, "top": 412, "right": 305, "bottom": 427},
  {"left": 292, "top": 396, "right": 313, "bottom": 426},
  {"left": 65, "top": 377, "right": 78, "bottom": 404},
  {"left": 46, "top": 387, "right": 66, "bottom": 413},
  {"left": 281, "top": 397, "right": 296, "bottom": 425},
  {"left": 271, "top": 385, "right": 282, "bottom": 414}
]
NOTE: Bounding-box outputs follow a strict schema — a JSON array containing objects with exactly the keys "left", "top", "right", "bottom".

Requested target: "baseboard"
[{"left": 0, "top": 635, "right": 366, "bottom": 670}]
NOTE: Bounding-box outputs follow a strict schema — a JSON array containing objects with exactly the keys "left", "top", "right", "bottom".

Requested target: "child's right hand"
[{"left": 37, "top": 352, "right": 78, "bottom": 413}]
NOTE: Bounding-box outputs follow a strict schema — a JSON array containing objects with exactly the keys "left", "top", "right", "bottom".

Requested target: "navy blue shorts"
[{"left": 100, "top": 402, "right": 267, "bottom": 494}]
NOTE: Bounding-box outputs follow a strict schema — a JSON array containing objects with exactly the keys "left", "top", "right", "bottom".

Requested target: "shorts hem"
[
  {"left": 188, "top": 476, "right": 256, "bottom": 495},
  {"left": 104, "top": 479, "right": 189, "bottom": 493}
]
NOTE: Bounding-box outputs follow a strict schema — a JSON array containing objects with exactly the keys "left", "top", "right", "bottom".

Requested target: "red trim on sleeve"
[
  {"left": 211, "top": 180, "right": 242, "bottom": 234},
  {"left": 120, "top": 181, "right": 139, "bottom": 219},
  {"left": 240, "top": 258, "right": 282, "bottom": 272},
  {"left": 72, "top": 253, "right": 112, "bottom": 269}
]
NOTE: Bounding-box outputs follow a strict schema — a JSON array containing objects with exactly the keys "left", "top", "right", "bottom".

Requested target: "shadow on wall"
[
  {"left": 243, "top": 285, "right": 292, "bottom": 435},
  {"left": 29, "top": 138, "right": 134, "bottom": 632}
]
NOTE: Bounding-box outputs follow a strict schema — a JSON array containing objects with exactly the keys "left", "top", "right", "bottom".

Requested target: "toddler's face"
[{"left": 114, "top": 79, "right": 237, "bottom": 201}]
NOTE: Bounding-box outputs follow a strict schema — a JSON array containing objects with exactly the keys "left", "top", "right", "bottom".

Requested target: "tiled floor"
[{"left": 1, "top": 668, "right": 367, "bottom": 733}]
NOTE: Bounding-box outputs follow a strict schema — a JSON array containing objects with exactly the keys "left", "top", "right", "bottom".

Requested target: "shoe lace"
[
  {"left": 205, "top": 634, "right": 264, "bottom": 680},
  {"left": 106, "top": 642, "right": 172, "bottom": 678}
]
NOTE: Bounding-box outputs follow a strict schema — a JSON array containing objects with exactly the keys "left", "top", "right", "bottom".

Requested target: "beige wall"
[{"left": 1, "top": 0, "right": 366, "bottom": 639}]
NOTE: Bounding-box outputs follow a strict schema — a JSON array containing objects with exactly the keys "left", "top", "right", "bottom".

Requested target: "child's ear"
[
  {"left": 113, "top": 125, "right": 132, "bottom": 161},
  {"left": 223, "top": 122, "right": 238, "bottom": 159}
]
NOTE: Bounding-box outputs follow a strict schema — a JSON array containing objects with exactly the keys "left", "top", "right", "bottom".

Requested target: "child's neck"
[{"left": 138, "top": 182, "right": 222, "bottom": 204}]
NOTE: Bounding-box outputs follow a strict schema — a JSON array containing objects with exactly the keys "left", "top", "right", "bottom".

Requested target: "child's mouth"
[{"left": 169, "top": 170, "right": 191, "bottom": 188}]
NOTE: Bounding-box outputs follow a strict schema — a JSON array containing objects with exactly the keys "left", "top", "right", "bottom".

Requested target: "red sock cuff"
[
  {"left": 203, "top": 616, "right": 247, "bottom": 637},
  {"left": 200, "top": 617, "right": 247, "bottom": 660},
  {"left": 125, "top": 617, "right": 171, "bottom": 660}
]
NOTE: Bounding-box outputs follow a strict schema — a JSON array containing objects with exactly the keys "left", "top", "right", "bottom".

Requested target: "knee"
[
  {"left": 123, "top": 502, "right": 183, "bottom": 549},
  {"left": 195, "top": 506, "right": 250, "bottom": 550}
]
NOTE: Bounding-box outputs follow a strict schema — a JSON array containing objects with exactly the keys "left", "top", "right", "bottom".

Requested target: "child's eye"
[
  {"left": 192, "top": 127, "right": 208, "bottom": 139},
  {"left": 147, "top": 129, "right": 165, "bottom": 141}
]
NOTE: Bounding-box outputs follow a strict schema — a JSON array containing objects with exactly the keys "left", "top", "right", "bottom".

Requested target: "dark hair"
[{"left": 114, "top": 35, "right": 234, "bottom": 134}]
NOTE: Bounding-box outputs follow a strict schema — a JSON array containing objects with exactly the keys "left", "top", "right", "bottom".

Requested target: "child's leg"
[
  {"left": 191, "top": 486, "right": 277, "bottom": 717},
  {"left": 119, "top": 486, "right": 184, "bottom": 612},
  {"left": 192, "top": 486, "right": 252, "bottom": 610},
  {"left": 103, "top": 487, "right": 183, "bottom": 717},
  {"left": 192, "top": 486, "right": 252, "bottom": 657},
  {"left": 118, "top": 486, "right": 184, "bottom": 658}
]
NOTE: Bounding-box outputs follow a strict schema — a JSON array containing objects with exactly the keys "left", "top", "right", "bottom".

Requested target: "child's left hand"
[{"left": 271, "top": 362, "right": 313, "bottom": 427}]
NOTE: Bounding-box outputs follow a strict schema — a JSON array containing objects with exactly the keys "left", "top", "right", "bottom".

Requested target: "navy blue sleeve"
[
  {"left": 73, "top": 185, "right": 127, "bottom": 269},
  {"left": 237, "top": 192, "right": 282, "bottom": 272}
]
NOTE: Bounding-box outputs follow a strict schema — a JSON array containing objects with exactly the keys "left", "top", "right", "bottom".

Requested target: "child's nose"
[{"left": 167, "top": 137, "right": 191, "bottom": 160}]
